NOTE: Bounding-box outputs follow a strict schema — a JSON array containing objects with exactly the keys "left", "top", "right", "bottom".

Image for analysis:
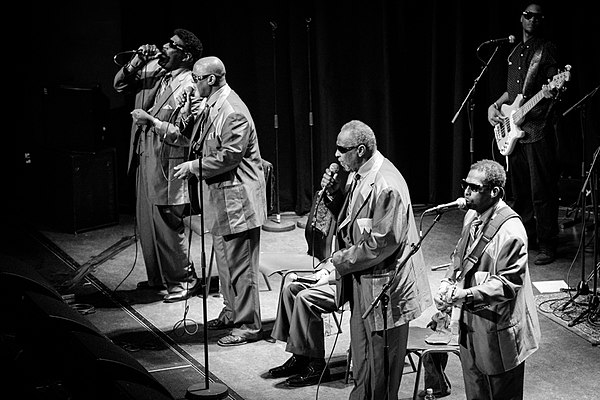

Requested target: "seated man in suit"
[{"left": 267, "top": 192, "right": 339, "bottom": 387}]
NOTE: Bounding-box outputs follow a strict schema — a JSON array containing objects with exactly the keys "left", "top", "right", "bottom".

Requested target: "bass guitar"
[{"left": 494, "top": 65, "right": 571, "bottom": 156}]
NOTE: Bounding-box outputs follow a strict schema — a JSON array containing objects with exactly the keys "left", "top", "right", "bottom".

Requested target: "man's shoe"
[
  {"left": 268, "top": 355, "right": 309, "bottom": 378},
  {"left": 163, "top": 282, "right": 200, "bottom": 303},
  {"left": 535, "top": 246, "right": 556, "bottom": 265},
  {"left": 417, "top": 389, "right": 451, "bottom": 398},
  {"left": 285, "top": 363, "right": 330, "bottom": 387},
  {"left": 137, "top": 281, "right": 166, "bottom": 290}
]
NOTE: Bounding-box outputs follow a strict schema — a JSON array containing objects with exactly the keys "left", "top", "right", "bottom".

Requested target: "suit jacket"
[
  {"left": 189, "top": 84, "right": 267, "bottom": 236},
  {"left": 114, "top": 61, "right": 201, "bottom": 205},
  {"left": 446, "top": 200, "right": 541, "bottom": 375},
  {"left": 328, "top": 151, "right": 432, "bottom": 332}
]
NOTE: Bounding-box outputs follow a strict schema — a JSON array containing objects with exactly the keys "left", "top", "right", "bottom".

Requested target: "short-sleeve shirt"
[{"left": 506, "top": 37, "right": 559, "bottom": 143}]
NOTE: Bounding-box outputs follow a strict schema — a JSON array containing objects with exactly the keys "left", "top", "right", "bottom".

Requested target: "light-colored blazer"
[
  {"left": 114, "top": 61, "right": 201, "bottom": 205},
  {"left": 190, "top": 84, "right": 267, "bottom": 236},
  {"left": 446, "top": 200, "right": 541, "bottom": 375},
  {"left": 330, "top": 151, "right": 432, "bottom": 332}
]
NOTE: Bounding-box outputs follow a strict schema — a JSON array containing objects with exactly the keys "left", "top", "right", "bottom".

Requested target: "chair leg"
[
  {"left": 261, "top": 271, "right": 272, "bottom": 291},
  {"left": 331, "top": 312, "right": 342, "bottom": 334},
  {"left": 345, "top": 346, "right": 352, "bottom": 384},
  {"left": 205, "top": 245, "right": 216, "bottom": 297},
  {"left": 406, "top": 350, "right": 417, "bottom": 372}
]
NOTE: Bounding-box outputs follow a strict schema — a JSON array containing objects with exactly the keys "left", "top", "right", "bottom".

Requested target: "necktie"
[
  {"left": 155, "top": 72, "right": 172, "bottom": 102},
  {"left": 346, "top": 173, "right": 361, "bottom": 217},
  {"left": 469, "top": 217, "right": 483, "bottom": 246}
]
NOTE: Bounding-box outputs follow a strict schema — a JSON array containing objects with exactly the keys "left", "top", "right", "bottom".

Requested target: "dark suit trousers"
[
  {"left": 460, "top": 340, "right": 525, "bottom": 400},
  {"left": 212, "top": 227, "right": 262, "bottom": 339},
  {"left": 271, "top": 281, "right": 337, "bottom": 359},
  {"left": 508, "top": 134, "right": 559, "bottom": 246},
  {"left": 349, "top": 280, "right": 409, "bottom": 400}
]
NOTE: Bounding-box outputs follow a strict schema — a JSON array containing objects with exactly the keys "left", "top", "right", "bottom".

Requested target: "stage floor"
[{"left": 3, "top": 206, "right": 599, "bottom": 400}]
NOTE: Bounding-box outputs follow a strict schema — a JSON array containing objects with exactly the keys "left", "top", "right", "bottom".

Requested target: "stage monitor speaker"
[
  {"left": 37, "top": 147, "right": 119, "bottom": 234},
  {"left": 0, "top": 255, "right": 63, "bottom": 301},
  {"left": 40, "top": 84, "right": 109, "bottom": 152}
]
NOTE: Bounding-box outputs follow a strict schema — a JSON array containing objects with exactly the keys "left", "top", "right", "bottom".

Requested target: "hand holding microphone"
[
  {"left": 176, "top": 86, "right": 195, "bottom": 115},
  {"left": 319, "top": 163, "right": 340, "bottom": 199},
  {"left": 123, "top": 44, "right": 166, "bottom": 69}
]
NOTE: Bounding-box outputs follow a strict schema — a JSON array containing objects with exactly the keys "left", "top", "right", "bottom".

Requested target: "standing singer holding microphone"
[
  {"left": 113, "top": 29, "right": 204, "bottom": 303},
  {"left": 321, "top": 120, "right": 431, "bottom": 400}
]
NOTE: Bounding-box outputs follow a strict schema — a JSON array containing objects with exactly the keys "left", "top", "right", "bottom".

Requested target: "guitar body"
[
  {"left": 491, "top": 65, "right": 571, "bottom": 156},
  {"left": 494, "top": 94, "right": 525, "bottom": 156}
]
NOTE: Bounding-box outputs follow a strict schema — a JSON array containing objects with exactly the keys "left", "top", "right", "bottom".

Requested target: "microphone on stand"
[
  {"left": 423, "top": 198, "right": 467, "bottom": 214},
  {"left": 479, "top": 35, "right": 516, "bottom": 46}
]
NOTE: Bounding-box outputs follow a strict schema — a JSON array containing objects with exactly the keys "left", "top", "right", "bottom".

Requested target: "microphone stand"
[
  {"left": 186, "top": 140, "right": 228, "bottom": 400},
  {"left": 362, "top": 211, "right": 444, "bottom": 399},
  {"left": 563, "top": 146, "right": 599, "bottom": 327},
  {"left": 559, "top": 84, "right": 599, "bottom": 229},
  {"left": 452, "top": 43, "right": 502, "bottom": 165},
  {"left": 262, "top": 21, "right": 295, "bottom": 233},
  {"left": 297, "top": 17, "right": 316, "bottom": 231}
]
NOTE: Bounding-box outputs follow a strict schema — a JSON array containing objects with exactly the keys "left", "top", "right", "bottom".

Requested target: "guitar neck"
[{"left": 514, "top": 90, "right": 545, "bottom": 121}]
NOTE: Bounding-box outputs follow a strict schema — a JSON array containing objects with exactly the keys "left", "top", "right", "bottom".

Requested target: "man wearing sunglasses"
[
  {"left": 114, "top": 29, "right": 204, "bottom": 302},
  {"left": 319, "top": 120, "right": 432, "bottom": 400},
  {"left": 436, "top": 159, "right": 540, "bottom": 400},
  {"left": 487, "top": 3, "right": 561, "bottom": 265},
  {"left": 174, "top": 57, "right": 267, "bottom": 347}
]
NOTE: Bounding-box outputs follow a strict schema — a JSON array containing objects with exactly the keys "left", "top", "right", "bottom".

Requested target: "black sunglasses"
[
  {"left": 191, "top": 73, "right": 211, "bottom": 83},
  {"left": 522, "top": 11, "right": 544, "bottom": 20},
  {"left": 461, "top": 179, "right": 489, "bottom": 193},
  {"left": 167, "top": 39, "right": 186, "bottom": 52},
  {"left": 336, "top": 145, "right": 359, "bottom": 154}
]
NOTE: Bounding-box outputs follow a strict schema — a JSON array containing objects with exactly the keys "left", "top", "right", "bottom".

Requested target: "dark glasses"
[
  {"left": 336, "top": 145, "right": 359, "bottom": 154},
  {"left": 167, "top": 39, "right": 186, "bottom": 52},
  {"left": 522, "top": 11, "right": 544, "bottom": 20},
  {"left": 191, "top": 73, "right": 211, "bottom": 83},
  {"left": 461, "top": 179, "right": 488, "bottom": 192}
]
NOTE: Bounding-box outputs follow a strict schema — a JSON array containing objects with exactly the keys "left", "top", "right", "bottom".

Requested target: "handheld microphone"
[
  {"left": 175, "top": 86, "right": 195, "bottom": 112},
  {"left": 114, "top": 48, "right": 167, "bottom": 60},
  {"left": 315, "top": 163, "right": 339, "bottom": 205},
  {"left": 423, "top": 198, "right": 467, "bottom": 214},
  {"left": 481, "top": 35, "right": 516, "bottom": 45}
]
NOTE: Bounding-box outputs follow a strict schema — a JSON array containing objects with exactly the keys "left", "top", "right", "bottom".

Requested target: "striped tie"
[
  {"left": 346, "top": 173, "right": 361, "bottom": 216},
  {"left": 155, "top": 72, "right": 172, "bottom": 102},
  {"left": 469, "top": 218, "right": 483, "bottom": 245}
]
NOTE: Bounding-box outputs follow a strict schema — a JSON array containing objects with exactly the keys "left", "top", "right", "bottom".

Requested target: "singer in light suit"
[
  {"left": 174, "top": 56, "right": 267, "bottom": 346},
  {"left": 321, "top": 120, "right": 432, "bottom": 400},
  {"left": 439, "top": 159, "right": 540, "bottom": 400},
  {"left": 113, "top": 29, "right": 204, "bottom": 303}
]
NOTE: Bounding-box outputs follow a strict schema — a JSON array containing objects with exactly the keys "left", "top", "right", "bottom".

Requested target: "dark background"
[{"left": 16, "top": 0, "right": 600, "bottom": 223}]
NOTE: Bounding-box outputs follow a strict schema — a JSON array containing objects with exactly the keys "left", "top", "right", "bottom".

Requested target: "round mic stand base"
[
  {"left": 262, "top": 217, "right": 296, "bottom": 232},
  {"left": 186, "top": 382, "right": 228, "bottom": 400}
]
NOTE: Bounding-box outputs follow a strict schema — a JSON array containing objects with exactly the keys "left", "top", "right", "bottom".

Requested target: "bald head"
[{"left": 195, "top": 56, "right": 226, "bottom": 77}]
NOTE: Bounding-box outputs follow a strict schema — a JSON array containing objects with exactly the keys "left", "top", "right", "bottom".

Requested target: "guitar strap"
[
  {"left": 522, "top": 47, "right": 543, "bottom": 97},
  {"left": 448, "top": 206, "right": 520, "bottom": 340},
  {"left": 457, "top": 206, "right": 520, "bottom": 282}
]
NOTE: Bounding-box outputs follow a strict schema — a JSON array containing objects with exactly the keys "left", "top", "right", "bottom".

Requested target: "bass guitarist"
[{"left": 487, "top": 2, "right": 562, "bottom": 265}]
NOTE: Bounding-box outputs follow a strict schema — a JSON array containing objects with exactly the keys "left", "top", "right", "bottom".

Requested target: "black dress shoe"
[
  {"left": 163, "top": 282, "right": 200, "bottom": 303},
  {"left": 286, "top": 363, "right": 330, "bottom": 387},
  {"left": 137, "top": 281, "right": 166, "bottom": 290},
  {"left": 268, "top": 355, "right": 309, "bottom": 378}
]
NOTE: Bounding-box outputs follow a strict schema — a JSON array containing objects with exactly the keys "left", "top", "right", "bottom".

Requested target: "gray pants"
[
  {"left": 212, "top": 227, "right": 262, "bottom": 340},
  {"left": 271, "top": 281, "right": 337, "bottom": 358}
]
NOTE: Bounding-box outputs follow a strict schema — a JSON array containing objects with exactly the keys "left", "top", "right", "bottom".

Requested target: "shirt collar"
[{"left": 355, "top": 150, "right": 383, "bottom": 180}]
